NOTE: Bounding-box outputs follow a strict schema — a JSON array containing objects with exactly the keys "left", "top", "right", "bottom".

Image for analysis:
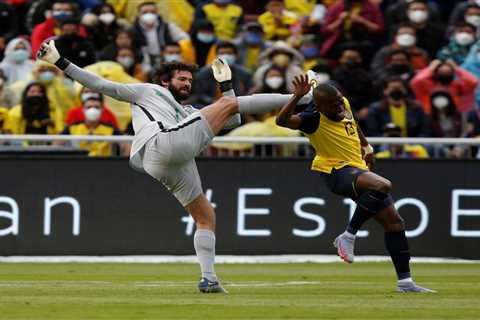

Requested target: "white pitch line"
[{"left": 0, "top": 255, "right": 478, "bottom": 264}]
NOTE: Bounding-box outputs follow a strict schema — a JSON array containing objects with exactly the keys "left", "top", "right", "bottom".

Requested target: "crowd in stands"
[{"left": 0, "top": 0, "right": 480, "bottom": 158}]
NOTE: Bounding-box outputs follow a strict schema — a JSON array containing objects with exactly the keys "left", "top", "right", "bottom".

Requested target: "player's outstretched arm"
[
  {"left": 36, "top": 40, "right": 142, "bottom": 103},
  {"left": 275, "top": 74, "right": 310, "bottom": 130}
]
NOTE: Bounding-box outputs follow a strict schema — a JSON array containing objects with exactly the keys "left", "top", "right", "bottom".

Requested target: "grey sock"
[
  {"left": 237, "top": 93, "right": 312, "bottom": 115},
  {"left": 194, "top": 229, "right": 217, "bottom": 281},
  {"left": 222, "top": 88, "right": 241, "bottom": 129}
]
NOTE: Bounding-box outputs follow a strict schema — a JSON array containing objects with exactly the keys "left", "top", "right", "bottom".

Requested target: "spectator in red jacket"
[
  {"left": 321, "top": 0, "right": 384, "bottom": 58},
  {"left": 410, "top": 59, "right": 478, "bottom": 114},
  {"left": 66, "top": 88, "right": 119, "bottom": 129},
  {"left": 30, "top": 0, "right": 86, "bottom": 57}
]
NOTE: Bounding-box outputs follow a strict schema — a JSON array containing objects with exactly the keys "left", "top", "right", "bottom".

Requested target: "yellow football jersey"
[{"left": 304, "top": 97, "right": 368, "bottom": 173}]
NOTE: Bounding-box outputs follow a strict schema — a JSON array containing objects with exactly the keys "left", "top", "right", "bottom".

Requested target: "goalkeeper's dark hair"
[{"left": 153, "top": 62, "right": 198, "bottom": 84}]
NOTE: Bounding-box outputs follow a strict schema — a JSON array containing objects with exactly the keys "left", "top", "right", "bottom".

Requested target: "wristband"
[
  {"left": 219, "top": 80, "right": 233, "bottom": 92},
  {"left": 55, "top": 57, "right": 71, "bottom": 70},
  {"left": 362, "top": 144, "right": 374, "bottom": 155}
]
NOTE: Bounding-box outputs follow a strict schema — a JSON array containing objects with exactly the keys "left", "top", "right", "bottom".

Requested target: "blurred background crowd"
[{"left": 1, "top": 0, "right": 480, "bottom": 158}]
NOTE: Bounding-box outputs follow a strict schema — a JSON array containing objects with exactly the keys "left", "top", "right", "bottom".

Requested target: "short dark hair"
[
  {"left": 455, "top": 21, "right": 476, "bottom": 31},
  {"left": 154, "top": 62, "right": 198, "bottom": 84},
  {"left": 389, "top": 48, "right": 411, "bottom": 60},
  {"left": 138, "top": 1, "right": 157, "bottom": 11},
  {"left": 313, "top": 83, "right": 339, "bottom": 100},
  {"left": 216, "top": 41, "right": 238, "bottom": 54},
  {"left": 164, "top": 42, "right": 180, "bottom": 48},
  {"left": 382, "top": 76, "right": 408, "bottom": 89}
]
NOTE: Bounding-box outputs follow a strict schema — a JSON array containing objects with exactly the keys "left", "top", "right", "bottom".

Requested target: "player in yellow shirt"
[{"left": 276, "top": 75, "right": 435, "bottom": 293}]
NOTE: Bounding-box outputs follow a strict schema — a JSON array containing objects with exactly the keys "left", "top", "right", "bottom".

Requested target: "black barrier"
[{"left": 0, "top": 157, "right": 479, "bottom": 258}]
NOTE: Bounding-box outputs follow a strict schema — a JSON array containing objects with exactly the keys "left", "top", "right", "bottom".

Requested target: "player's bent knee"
[{"left": 376, "top": 178, "right": 392, "bottom": 193}]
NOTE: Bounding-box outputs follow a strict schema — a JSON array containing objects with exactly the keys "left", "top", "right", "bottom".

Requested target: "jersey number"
[{"left": 344, "top": 122, "right": 356, "bottom": 136}]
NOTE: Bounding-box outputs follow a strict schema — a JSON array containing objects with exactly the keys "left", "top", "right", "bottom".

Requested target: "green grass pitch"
[{"left": 0, "top": 262, "right": 479, "bottom": 319}]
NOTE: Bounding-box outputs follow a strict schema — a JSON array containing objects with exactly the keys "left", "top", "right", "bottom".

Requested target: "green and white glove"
[
  {"left": 211, "top": 57, "right": 232, "bottom": 92},
  {"left": 36, "top": 40, "right": 70, "bottom": 70}
]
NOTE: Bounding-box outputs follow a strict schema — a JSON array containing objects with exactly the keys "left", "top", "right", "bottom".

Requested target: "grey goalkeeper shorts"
[{"left": 142, "top": 112, "right": 214, "bottom": 207}]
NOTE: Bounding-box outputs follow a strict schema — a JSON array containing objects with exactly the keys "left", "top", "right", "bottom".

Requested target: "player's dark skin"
[{"left": 276, "top": 75, "right": 404, "bottom": 232}]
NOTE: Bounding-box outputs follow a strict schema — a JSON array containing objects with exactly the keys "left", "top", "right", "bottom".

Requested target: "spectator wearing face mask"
[
  {"left": 179, "top": 20, "right": 217, "bottom": 67},
  {"left": 258, "top": 0, "right": 299, "bottom": 41},
  {"left": 331, "top": 43, "right": 376, "bottom": 126},
  {"left": 437, "top": 22, "right": 477, "bottom": 65},
  {"left": 192, "top": 41, "right": 252, "bottom": 106},
  {"left": 375, "top": 123, "right": 429, "bottom": 159},
  {"left": 0, "top": 70, "right": 17, "bottom": 110},
  {"left": 384, "top": 0, "right": 442, "bottom": 32},
  {"left": 461, "top": 41, "right": 480, "bottom": 106},
  {"left": 60, "top": 96, "right": 121, "bottom": 157},
  {"left": 130, "top": 1, "right": 189, "bottom": 66},
  {"left": 300, "top": 34, "right": 326, "bottom": 72},
  {"left": 367, "top": 77, "right": 429, "bottom": 137},
  {"left": 115, "top": 47, "right": 147, "bottom": 82},
  {"left": 373, "top": 49, "right": 416, "bottom": 91},
  {"left": 195, "top": 0, "right": 244, "bottom": 41},
  {"left": 0, "top": 38, "right": 35, "bottom": 85},
  {"left": 411, "top": 59, "right": 478, "bottom": 114},
  {"left": 249, "top": 66, "right": 289, "bottom": 95},
  {"left": 402, "top": 0, "right": 446, "bottom": 58},
  {"left": 66, "top": 88, "right": 119, "bottom": 129},
  {"left": 253, "top": 42, "right": 304, "bottom": 92},
  {"left": 9, "top": 61, "right": 78, "bottom": 124},
  {"left": 462, "top": 4, "right": 480, "bottom": 34},
  {"left": 233, "top": 22, "right": 269, "bottom": 73},
  {"left": 85, "top": 3, "right": 126, "bottom": 52},
  {"left": 3, "top": 82, "right": 62, "bottom": 134},
  {"left": 449, "top": 1, "right": 480, "bottom": 29},
  {"left": 99, "top": 29, "right": 146, "bottom": 67},
  {"left": 321, "top": 0, "right": 384, "bottom": 58},
  {"left": 54, "top": 18, "right": 97, "bottom": 68},
  {"left": 30, "top": 0, "right": 87, "bottom": 58},
  {"left": 429, "top": 90, "right": 463, "bottom": 138},
  {"left": 371, "top": 24, "right": 430, "bottom": 74},
  {"left": 161, "top": 42, "right": 183, "bottom": 63}
]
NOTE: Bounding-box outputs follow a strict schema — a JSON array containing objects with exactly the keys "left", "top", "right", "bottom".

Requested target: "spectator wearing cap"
[
  {"left": 321, "top": 0, "right": 383, "bottom": 58},
  {"left": 179, "top": 19, "right": 217, "bottom": 67},
  {"left": 60, "top": 95, "right": 121, "bottom": 157},
  {"left": 0, "top": 38, "right": 35, "bottom": 85},
  {"left": 54, "top": 17, "right": 97, "bottom": 68},
  {"left": 195, "top": 0, "right": 244, "bottom": 41},
  {"left": 375, "top": 123, "right": 429, "bottom": 159},
  {"left": 66, "top": 88, "right": 119, "bottom": 129},
  {"left": 30, "top": 0, "right": 87, "bottom": 57},
  {"left": 192, "top": 41, "right": 252, "bottom": 106},
  {"left": 437, "top": 22, "right": 477, "bottom": 65},
  {"left": 331, "top": 43, "right": 376, "bottom": 126},
  {"left": 367, "top": 77, "right": 429, "bottom": 137},
  {"left": 253, "top": 42, "right": 304, "bottom": 92},
  {"left": 130, "top": 1, "right": 189, "bottom": 67},
  {"left": 258, "top": 1, "right": 299, "bottom": 41},
  {"left": 233, "top": 22, "right": 269, "bottom": 72},
  {"left": 399, "top": 0, "right": 446, "bottom": 59},
  {"left": 411, "top": 59, "right": 478, "bottom": 114},
  {"left": 371, "top": 23, "right": 430, "bottom": 74}
]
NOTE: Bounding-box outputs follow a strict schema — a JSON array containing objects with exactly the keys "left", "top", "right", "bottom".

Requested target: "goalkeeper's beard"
[{"left": 168, "top": 83, "right": 191, "bottom": 103}]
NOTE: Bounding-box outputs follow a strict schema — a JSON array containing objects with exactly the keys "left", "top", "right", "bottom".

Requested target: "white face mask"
[
  {"left": 117, "top": 56, "right": 134, "bottom": 68},
  {"left": 85, "top": 107, "right": 102, "bottom": 122},
  {"left": 408, "top": 10, "right": 428, "bottom": 23},
  {"left": 164, "top": 53, "right": 181, "bottom": 62},
  {"left": 140, "top": 12, "right": 157, "bottom": 25},
  {"left": 99, "top": 12, "right": 115, "bottom": 25},
  {"left": 432, "top": 96, "right": 449, "bottom": 109},
  {"left": 396, "top": 34, "right": 416, "bottom": 47},
  {"left": 465, "top": 15, "right": 480, "bottom": 27},
  {"left": 265, "top": 76, "right": 284, "bottom": 89},
  {"left": 455, "top": 32, "right": 475, "bottom": 46}
]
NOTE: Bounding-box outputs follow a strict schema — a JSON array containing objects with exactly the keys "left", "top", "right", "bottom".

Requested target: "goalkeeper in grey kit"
[{"left": 37, "top": 40, "right": 312, "bottom": 293}]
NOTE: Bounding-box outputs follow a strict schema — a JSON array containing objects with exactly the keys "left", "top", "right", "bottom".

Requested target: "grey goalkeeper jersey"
[{"left": 64, "top": 63, "right": 198, "bottom": 172}]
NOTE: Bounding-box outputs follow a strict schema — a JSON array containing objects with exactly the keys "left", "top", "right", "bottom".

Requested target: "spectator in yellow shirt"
[
  {"left": 60, "top": 96, "right": 121, "bottom": 157},
  {"left": 196, "top": 0, "right": 244, "bottom": 40},
  {"left": 258, "top": 0, "right": 299, "bottom": 40},
  {"left": 375, "top": 123, "right": 429, "bottom": 159},
  {"left": 180, "top": 20, "right": 217, "bottom": 67},
  {"left": 4, "top": 82, "right": 62, "bottom": 135}
]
